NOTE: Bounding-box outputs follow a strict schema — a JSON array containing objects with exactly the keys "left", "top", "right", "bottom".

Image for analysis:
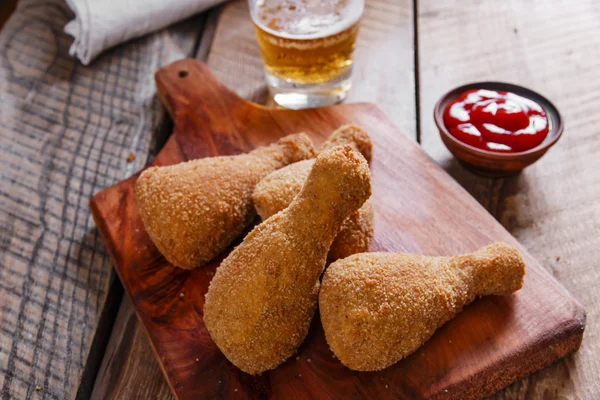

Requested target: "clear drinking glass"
[{"left": 249, "top": 0, "right": 364, "bottom": 109}]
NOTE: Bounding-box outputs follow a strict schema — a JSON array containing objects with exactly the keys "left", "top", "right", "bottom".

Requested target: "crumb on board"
[
  {"left": 127, "top": 152, "right": 136, "bottom": 162},
  {"left": 307, "top": 358, "right": 311, "bottom": 363},
  {"left": 196, "top": 358, "right": 199, "bottom": 362},
  {"left": 35, "top": 385, "right": 41, "bottom": 391},
  {"left": 234, "top": 388, "right": 238, "bottom": 392},
  {"left": 296, "top": 356, "right": 300, "bottom": 361},
  {"left": 180, "top": 293, "right": 184, "bottom": 298},
  {"left": 385, "top": 384, "right": 388, "bottom": 389},
  {"left": 556, "top": 255, "right": 561, "bottom": 261}
]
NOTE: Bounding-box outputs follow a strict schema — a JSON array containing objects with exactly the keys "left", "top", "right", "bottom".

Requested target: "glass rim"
[{"left": 248, "top": 0, "right": 365, "bottom": 41}]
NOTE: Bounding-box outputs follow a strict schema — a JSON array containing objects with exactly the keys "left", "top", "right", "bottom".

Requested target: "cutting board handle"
[{"left": 155, "top": 59, "right": 246, "bottom": 121}]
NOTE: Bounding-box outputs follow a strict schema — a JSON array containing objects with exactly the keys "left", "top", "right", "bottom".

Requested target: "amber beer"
[{"left": 250, "top": 0, "right": 364, "bottom": 108}]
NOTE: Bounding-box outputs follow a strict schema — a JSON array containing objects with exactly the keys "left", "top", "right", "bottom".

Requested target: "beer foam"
[{"left": 252, "top": 0, "right": 363, "bottom": 40}]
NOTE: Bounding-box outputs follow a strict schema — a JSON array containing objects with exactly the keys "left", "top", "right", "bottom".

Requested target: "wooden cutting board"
[{"left": 90, "top": 59, "right": 585, "bottom": 400}]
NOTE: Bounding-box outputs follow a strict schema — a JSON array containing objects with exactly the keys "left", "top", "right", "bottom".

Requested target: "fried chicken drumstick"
[
  {"left": 134, "top": 133, "right": 315, "bottom": 269},
  {"left": 319, "top": 243, "right": 526, "bottom": 371},
  {"left": 253, "top": 125, "right": 374, "bottom": 261},
  {"left": 204, "top": 145, "right": 372, "bottom": 375}
]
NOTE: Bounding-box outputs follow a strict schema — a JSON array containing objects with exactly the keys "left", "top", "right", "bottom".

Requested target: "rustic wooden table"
[{"left": 0, "top": 0, "right": 598, "bottom": 399}]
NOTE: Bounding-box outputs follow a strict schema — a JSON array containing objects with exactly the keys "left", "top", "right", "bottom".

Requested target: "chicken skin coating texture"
[
  {"left": 253, "top": 125, "right": 374, "bottom": 261},
  {"left": 328, "top": 199, "right": 374, "bottom": 262},
  {"left": 319, "top": 124, "right": 373, "bottom": 164},
  {"left": 204, "top": 145, "right": 372, "bottom": 375},
  {"left": 319, "top": 242, "right": 526, "bottom": 371},
  {"left": 134, "top": 133, "right": 316, "bottom": 269}
]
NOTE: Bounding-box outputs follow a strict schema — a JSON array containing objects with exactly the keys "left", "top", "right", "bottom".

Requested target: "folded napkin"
[{"left": 65, "top": 0, "right": 227, "bottom": 64}]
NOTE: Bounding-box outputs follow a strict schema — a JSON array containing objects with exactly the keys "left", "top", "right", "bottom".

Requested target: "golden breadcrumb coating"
[
  {"left": 134, "top": 133, "right": 316, "bottom": 269},
  {"left": 319, "top": 124, "right": 373, "bottom": 164},
  {"left": 204, "top": 145, "right": 372, "bottom": 375},
  {"left": 252, "top": 124, "right": 374, "bottom": 261},
  {"left": 319, "top": 242, "right": 526, "bottom": 371},
  {"left": 328, "top": 199, "right": 374, "bottom": 262},
  {"left": 252, "top": 159, "right": 313, "bottom": 219}
]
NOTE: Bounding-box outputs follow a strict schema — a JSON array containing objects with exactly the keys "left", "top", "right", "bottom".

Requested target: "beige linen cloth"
[{"left": 64, "top": 0, "right": 227, "bottom": 64}]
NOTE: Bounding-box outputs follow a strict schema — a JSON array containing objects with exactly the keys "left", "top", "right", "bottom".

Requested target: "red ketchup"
[{"left": 443, "top": 89, "right": 549, "bottom": 153}]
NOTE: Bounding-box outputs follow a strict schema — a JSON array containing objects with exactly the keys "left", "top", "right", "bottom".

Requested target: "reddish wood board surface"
[{"left": 90, "top": 59, "right": 585, "bottom": 399}]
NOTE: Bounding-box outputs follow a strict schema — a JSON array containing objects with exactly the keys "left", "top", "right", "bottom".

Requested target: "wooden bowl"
[{"left": 433, "top": 82, "right": 563, "bottom": 177}]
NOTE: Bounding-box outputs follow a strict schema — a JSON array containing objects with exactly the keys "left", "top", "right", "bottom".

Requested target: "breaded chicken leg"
[
  {"left": 253, "top": 125, "right": 375, "bottom": 261},
  {"left": 320, "top": 243, "right": 526, "bottom": 371},
  {"left": 319, "top": 124, "right": 373, "bottom": 163},
  {"left": 204, "top": 146, "right": 372, "bottom": 375},
  {"left": 134, "top": 133, "right": 315, "bottom": 269}
]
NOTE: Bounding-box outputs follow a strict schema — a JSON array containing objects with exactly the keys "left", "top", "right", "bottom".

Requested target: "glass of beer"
[{"left": 249, "top": 0, "right": 364, "bottom": 109}]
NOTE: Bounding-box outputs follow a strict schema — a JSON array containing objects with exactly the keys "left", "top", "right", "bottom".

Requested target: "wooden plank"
[
  {"left": 91, "top": 2, "right": 416, "bottom": 398},
  {"left": 90, "top": 295, "right": 174, "bottom": 400},
  {"left": 0, "top": 0, "right": 205, "bottom": 397},
  {"left": 418, "top": 1, "right": 600, "bottom": 398},
  {"left": 90, "top": 59, "right": 583, "bottom": 400}
]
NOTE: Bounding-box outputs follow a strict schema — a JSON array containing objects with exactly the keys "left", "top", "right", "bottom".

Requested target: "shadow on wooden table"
[
  {"left": 91, "top": 296, "right": 174, "bottom": 400},
  {"left": 0, "top": 0, "right": 17, "bottom": 30},
  {"left": 437, "top": 156, "right": 530, "bottom": 218}
]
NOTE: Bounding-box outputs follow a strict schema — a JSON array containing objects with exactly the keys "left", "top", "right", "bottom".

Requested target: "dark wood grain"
[
  {"left": 418, "top": 1, "right": 600, "bottom": 398},
  {"left": 90, "top": 294, "right": 174, "bottom": 400},
  {"left": 90, "top": 59, "right": 585, "bottom": 400},
  {"left": 0, "top": 1, "right": 205, "bottom": 398}
]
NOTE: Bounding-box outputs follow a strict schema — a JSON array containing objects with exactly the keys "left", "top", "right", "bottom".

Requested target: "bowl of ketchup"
[{"left": 434, "top": 82, "right": 563, "bottom": 176}]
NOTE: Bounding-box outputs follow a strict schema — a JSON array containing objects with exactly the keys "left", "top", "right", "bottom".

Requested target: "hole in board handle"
[{"left": 178, "top": 70, "right": 188, "bottom": 78}]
